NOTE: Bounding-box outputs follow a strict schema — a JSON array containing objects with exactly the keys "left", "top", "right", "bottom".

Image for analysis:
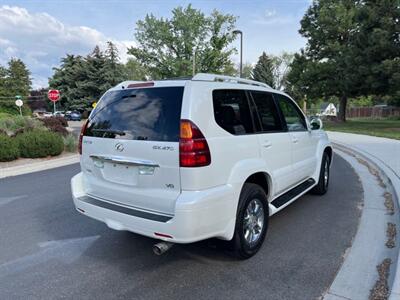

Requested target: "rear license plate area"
[{"left": 102, "top": 162, "right": 138, "bottom": 186}]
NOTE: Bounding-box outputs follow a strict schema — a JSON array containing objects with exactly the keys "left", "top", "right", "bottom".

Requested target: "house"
[{"left": 318, "top": 103, "right": 337, "bottom": 117}]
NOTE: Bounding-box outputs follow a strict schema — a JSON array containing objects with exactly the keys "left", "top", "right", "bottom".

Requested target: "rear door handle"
[
  {"left": 292, "top": 137, "right": 299, "bottom": 144},
  {"left": 262, "top": 140, "right": 272, "bottom": 148}
]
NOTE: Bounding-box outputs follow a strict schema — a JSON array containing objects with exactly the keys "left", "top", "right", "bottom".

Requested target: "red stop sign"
[{"left": 48, "top": 89, "right": 60, "bottom": 102}]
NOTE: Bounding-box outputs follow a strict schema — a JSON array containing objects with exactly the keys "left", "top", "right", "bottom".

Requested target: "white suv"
[{"left": 71, "top": 73, "right": 332, "bottom": 259}]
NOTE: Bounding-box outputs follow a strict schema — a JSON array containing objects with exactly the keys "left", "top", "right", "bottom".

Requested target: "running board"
[{"left": 271, "top": 178, "right": 316, "bottom": 209}]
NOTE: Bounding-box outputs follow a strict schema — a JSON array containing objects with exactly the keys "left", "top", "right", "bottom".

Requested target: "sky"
[{"left": 0, "top": 0, "right": 311, "bottom": 89}]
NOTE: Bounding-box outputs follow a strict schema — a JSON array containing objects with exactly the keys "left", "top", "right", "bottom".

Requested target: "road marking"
[
  {"left": 0, "top": 195, "right": 28, "bottom": 207},
  {"left": 0, "top": 235, "right": 100, "bottom": 277}
]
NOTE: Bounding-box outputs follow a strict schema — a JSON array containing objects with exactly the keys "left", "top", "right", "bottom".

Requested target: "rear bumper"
[{"left": 71, "top": 172, "right": 236, "bottom": 243}]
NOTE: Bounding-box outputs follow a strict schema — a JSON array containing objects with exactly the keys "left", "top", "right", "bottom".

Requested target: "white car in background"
[{"left": 71, "top": 73, "right": 332, "bottom": 259}]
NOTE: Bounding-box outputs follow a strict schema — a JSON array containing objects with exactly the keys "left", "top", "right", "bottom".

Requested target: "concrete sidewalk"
[
  {"left": 327, "top": 131, "right": 400, "bottom": 299},
  {"left": 328, "top": 132, "right": 400, "bottom": 180},
  {"left": 0, "top": 153, "right": 79, "bottom": 179}
]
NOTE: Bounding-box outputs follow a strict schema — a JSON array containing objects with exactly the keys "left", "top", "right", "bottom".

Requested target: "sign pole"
[
  {"left": 15, "top": 96, "right": 23, "bottom": 116},
  {"left": 54, "top": 101, "right": 56, "bottom": 114}
]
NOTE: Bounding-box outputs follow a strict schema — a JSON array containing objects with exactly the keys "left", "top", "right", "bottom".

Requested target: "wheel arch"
[{"left": 243, "top": 172, "right": 272, "bottom": 201}]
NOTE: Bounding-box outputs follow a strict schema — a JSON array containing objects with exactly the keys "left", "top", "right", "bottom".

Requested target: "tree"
[
  {"left": 49, "top": 44, "right": 126, "bottom": 111},
  {"left": 297, "top": 0, "right": 359, "bottom": 121},
  {"left": 0, "top": 66, "right": 7, "bottom": 97},
  {"left": 7, "top": 58, "right": 31, "bottom": 98},
  {"left": 0, "top": 59, "right": 31, "bottom": 114},
  {"left": 353, "top": 0, "right": 400, "bottom": 106},
  {"left": 49, "top": 54, "right": 86, "bottom": 110},
  {"left": 272, "top": 52, "right": 294, "bottom": 90},
  {"left": 103, "top": 41, "right": 125, "bottom": 86},
  {"left": 288, "top": 0, "right": 400, "bottom": 121},
  {"left": 252, "top": 52, "right": 275, "bottom": 87},
  {"left": 128, "top": 5, "right": 237, "bottom": 79},
  {"left": 241, "top": 63, "right": 254, "bottom": 79},
  {"left": 123, "top": 58, "right": 149, "bottom": 81}
]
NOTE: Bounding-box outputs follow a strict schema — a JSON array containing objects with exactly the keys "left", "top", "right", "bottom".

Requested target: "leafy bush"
[
  {"left": 10, "top": 127, "right": 26, "bottom": 137},
  {"left": 0, "top": 134, "right": 19, "bottom": 162},
  {"left": 50, "top": 123, "right": 68, "bottom": 136},
  {"left": 63, "top": 134, "right": 78, "bottom": 152},
  {"left": 0, "top": 112, "right": 12, "bottom": 119},
  {"left": 41, "top": 116, "right": 68, "bottom": 128},
  {"left": 56, "top": 116, "right": 68, "bottom": 127},
  {"left": 40, "top": 116, "right": 69, "bottom": 136},
  {"left": 0, "top": 115, "right": 44, "bottom": 135},
  {"left": 16, "top": 130, "right": 64, "bottom": 158}
]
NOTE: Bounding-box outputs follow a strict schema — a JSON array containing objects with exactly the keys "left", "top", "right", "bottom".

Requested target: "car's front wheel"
[
  {"left": 311, "top": 152, "right": 330, "bottom": 195},
  {"left": 232, "top": 183, "right": 269, "bottom": 259}
]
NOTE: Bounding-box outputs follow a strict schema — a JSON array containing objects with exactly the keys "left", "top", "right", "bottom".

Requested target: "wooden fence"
[{"left": 346, "top": 107, "right": 400, "bottom": 119}]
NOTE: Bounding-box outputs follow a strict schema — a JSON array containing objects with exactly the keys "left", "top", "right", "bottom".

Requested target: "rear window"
[{"left": 86, "top": 87, "right": 184, "bottom": 141}]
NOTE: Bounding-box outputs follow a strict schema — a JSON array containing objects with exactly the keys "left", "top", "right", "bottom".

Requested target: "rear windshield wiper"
[{"left": 92, "top": 129, "right": 126, "bottom": 136}]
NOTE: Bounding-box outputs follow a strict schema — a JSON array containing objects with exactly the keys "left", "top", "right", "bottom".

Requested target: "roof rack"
[{"left": 192, "top": 73, "right": 271, "bottom": 88}]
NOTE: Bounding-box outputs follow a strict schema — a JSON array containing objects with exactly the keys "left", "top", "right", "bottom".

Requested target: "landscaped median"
[
  {"left": 0, "top": 115, "right": 80, "bottom": 177},
  {"left": 0, "top": 115, "right": 78, "bottom": 162}
]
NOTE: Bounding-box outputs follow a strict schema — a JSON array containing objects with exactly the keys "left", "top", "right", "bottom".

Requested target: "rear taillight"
[
  {"left": 78, "top": 120, "right": 89, "bottom": 155},
  {"left": 179, "top": 120, "right": 211, "bottom": 167}
]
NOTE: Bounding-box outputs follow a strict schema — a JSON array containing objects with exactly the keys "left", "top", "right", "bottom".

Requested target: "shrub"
[
  {"left": 56, "top": 116, "right": 68, "bottom": 127},
  {"left": 41, "top": 116, "right": 67, "bottom": 128},
  {"left": 16, "top": 130, "right": 64, "bottom": 158},
  {"left": 63, "top": 134, "right": 78, "bottom": 152},
  {"left": 11, "top": 127, "right": 25, "bottom": 137},
  {"left": 50, "top": 123, "right": 69, "bottom": 136},
  {"left": 41, "top": 116, "right": 69, "bottom": 135},
  {"left": 0, "top": 134, "right": 19, "bottom": 162},
  {"left": 0, "top": 115, "right": 44, "bottom": 135}
]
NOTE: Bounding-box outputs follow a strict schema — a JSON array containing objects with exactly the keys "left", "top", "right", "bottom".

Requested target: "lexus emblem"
[{"left": 115, "top": 143, "right": 124, "bottom": 152}]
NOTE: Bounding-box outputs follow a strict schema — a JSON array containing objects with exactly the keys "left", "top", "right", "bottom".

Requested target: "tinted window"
[
  {"left": 251, "top": 91, "right": 283, "bottom": 132},
  {"left": 213, "top": 90, "right": 254, "bottom": 135},
  {"left": 86, "top": 87, "right": 184, "bottom": 141},
  {"left": 275, "top": 94, "right": 307, "bottom": 132}
]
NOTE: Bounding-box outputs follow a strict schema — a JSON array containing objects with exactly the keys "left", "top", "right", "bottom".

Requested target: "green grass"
[{"left": 324, "top": 118, "right": 400, "bottom": 140}]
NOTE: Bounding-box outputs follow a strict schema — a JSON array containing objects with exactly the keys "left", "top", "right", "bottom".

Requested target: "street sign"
[
  {"left": 48, "top": 89, "right": 60, "bottom": 102},
  {"left": 15, "top": 99, "right": 23, "bottom": 116},
  {"left": 15, "top": 99, "right": 23, "bottom": 107}
]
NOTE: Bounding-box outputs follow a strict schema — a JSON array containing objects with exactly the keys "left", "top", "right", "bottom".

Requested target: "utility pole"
[{"left": 233, "top": 30, "right": 243, "bottom": 78}]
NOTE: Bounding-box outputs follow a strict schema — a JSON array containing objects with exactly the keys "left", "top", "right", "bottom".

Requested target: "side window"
[
  {"left": 250, "top": 91, "right": 283, "bottom": 132},
  {"left": 213, "top": 90, "right": 255, "bottom": 135},
  {"left": 275, "top": 94, "right": 307, "bottom": 132}
]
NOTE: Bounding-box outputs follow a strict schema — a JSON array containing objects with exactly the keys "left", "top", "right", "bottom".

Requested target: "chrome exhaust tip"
[{"left": 153, "top": 242, "right": 174, "bottom": 255}]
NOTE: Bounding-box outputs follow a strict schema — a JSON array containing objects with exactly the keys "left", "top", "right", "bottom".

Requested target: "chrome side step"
[{"left": 271, "top": 178, "right": 316, "bottom": 209}]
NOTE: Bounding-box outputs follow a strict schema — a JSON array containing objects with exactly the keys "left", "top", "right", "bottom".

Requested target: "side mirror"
[{"left": 310, "top": 117, "right": 323, "bottom": 130}]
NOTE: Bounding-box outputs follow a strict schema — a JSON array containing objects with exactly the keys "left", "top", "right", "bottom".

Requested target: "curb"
[
  {"left": 330, "top": 140, "right": 400, "bottom": 299},
  {"left": 0, "top": 154, "right": 80, "bottom": 179}
]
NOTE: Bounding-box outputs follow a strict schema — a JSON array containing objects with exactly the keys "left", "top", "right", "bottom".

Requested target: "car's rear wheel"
[
  {"left": 311, "top": 152, "right": 330, "bottom": 195},
  {"left": 232, "top": 183, "right": 269, "bottom": 259}
]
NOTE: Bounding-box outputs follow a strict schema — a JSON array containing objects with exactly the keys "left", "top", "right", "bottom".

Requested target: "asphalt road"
[{"left": 0, "top": 155, "right": 362, "bottom": 300}]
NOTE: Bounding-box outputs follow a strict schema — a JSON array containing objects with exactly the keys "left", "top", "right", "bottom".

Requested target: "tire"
[
  {"left": 232, "top": 183, "right": 269, "bottom": 259},
  {"left": 311, "top": 152, "right": 330, "bottom": 195}
]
